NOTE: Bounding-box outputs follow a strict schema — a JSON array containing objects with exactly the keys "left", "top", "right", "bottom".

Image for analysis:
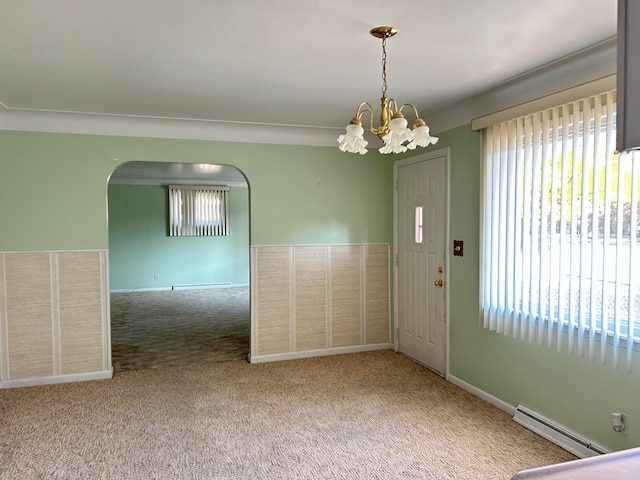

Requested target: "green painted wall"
[
  {"left": 0, "top": 131, "right": 393, "bottom": 251},
  {"left": 108, "top": 184, "right": 250, "bottom": 290},
  {"left": 434, "top": 124, "right": 640, "bottom": 452},
  {"left": 2, "top": 127, "right": 638, "bottom": 452}
]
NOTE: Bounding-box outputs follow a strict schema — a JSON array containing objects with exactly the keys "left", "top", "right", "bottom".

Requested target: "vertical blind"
[
  {"left": 169, "top": 185, "right": 230, "bottom": 237},
  {"left": 481, "top": 90, "right": 640, "bottom": 371}
]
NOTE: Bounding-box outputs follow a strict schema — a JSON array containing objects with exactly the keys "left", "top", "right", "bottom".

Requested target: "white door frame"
[{"left": 393, "top": 147, "right": 451, "bottom": 375}]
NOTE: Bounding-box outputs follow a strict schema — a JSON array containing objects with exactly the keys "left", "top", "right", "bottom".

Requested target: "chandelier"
[{"left": 337, "top": 26, "right": 438, "bottom": 155}]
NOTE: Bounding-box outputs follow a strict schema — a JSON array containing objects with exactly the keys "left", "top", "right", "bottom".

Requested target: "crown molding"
[
  {"left": 0, "top": 107, "right": 340, "bottom": 147},
  {"left": 0, "top": 37, "right": 618, "bottom": 144},
  {"left": 427, "top": 37, "right": 618, "bottom": 134}
]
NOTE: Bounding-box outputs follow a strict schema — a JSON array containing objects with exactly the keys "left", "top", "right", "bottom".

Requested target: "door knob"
[{"left": 434, "top": 279, "right": 443, "bottom": 287}]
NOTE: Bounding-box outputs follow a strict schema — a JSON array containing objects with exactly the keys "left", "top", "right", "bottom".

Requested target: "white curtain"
[
  {"left": 169, "top": 185, "right": 229, "bottom": 237},
  {"left": 481, "top": 91, "right": 640, "bottom": 371}
]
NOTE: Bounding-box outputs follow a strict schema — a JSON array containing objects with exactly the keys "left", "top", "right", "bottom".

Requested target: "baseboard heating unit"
[
  {"left": 513, "top": 405, "right": 608, "bottom": 458},
  {"left": 172, "top": 283, "right": 232, "bottom": 290}
]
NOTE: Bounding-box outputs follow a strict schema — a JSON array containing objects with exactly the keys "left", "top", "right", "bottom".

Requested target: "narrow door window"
[{"left": 415, "top": 206, "right": 423, "bottom": 244}]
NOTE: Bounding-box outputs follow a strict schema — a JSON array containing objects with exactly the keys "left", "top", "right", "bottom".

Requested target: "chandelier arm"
[
  {"left": 397, "top": 103, "right": 428, "bottom": 128},
  {"left": 355, "top": 101, "right": 374, "bottom": 118},
  {"left": 354, "top": 102, "right": 377, "bottom": 135},
  {"left": 388, "top": 98, "right": 400, "bottom": 116},
  {"left": 398, "top": 103, "right": 420, "bottom": 119}
]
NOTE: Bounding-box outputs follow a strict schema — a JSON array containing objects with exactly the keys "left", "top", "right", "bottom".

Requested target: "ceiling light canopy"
[{"left": 338, "top": 26, "right": 438, "bottom": 155}]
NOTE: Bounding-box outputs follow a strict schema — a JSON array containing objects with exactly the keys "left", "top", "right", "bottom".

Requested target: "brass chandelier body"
[{"left": 337, "top": 26, "right": 438, "bottom": 155}]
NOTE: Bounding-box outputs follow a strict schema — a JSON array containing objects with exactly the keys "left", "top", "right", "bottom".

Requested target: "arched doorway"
[{"left": 107, "top": 161, "right": 250, "bottom": 371}]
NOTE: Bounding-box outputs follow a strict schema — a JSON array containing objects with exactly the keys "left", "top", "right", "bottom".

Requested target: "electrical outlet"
[
  {"left": 612, "top": 411, "right": 628, "bottom": 433},
  {"left": 153, "top": 274, "right": 160, "bottom": 281}
]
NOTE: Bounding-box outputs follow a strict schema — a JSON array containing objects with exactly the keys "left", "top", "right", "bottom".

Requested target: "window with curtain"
[
  {"left": 168, "top": 185, "right": 230, "bottom": 237},
  {"left": 481, "top": 90, "right": 640, "bottom": 371}
]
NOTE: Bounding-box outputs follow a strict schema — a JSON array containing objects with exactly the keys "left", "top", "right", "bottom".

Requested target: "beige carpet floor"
[
  {"left": 110, "top": 287, "right": 250, "bottom": 371},
  {"left": 0, "top": 350, "right": 576, "bottom": 479}
]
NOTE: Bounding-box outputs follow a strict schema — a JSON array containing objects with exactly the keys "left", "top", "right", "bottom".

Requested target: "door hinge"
[
  {"left": 395, "top": 179, "right": 399, "bottom": 191},
  {"left": 395, "top": 254, "right": 399, "bottom": 266}
]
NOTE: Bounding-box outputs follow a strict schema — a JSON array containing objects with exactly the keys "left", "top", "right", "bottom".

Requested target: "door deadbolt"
[{"left": 438, "top": 266, "right": 443, "bottom": 274}]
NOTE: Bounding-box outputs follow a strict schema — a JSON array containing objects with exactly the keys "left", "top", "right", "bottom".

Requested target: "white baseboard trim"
[
  {"left": 0, "top": 369, "right": 113, "bottom": 389},
  {"left": 412, "top": 373, "right": 607, "bottom": 459},
  {"left": 248, "top": 343, "right": 393, "bottom": 364},
  {"left": 110, "top": 283, "right": 250, "bottom": 293},
  {"left": 110, "top": 287, "right": 169, "bottom": 293},
  {"left": 446, "top": 373, "right": 516, "bottom": 416}
]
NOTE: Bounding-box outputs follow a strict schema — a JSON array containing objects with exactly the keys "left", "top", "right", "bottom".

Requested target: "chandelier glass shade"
[{"left": 337, "top": 27, "right": 438, "bottom": 155}]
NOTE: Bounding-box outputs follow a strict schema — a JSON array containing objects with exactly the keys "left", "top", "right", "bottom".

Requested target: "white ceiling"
[
  {"left": 1, "top": 0, "right": 617, "bottom": 133},
  {"left": 1, "top": 1, "right": 618, "bottom": 184}
]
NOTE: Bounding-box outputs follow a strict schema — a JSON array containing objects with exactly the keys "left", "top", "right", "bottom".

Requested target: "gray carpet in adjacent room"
[
  {"left": 0, "top": 350, "right": 576, "bottom": 479},
  {"left": 110, "top": 287, "right": 250, "bottom": 371}
]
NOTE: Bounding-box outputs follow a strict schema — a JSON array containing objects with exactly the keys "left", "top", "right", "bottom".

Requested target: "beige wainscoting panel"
[
  {"left": 330, "top": 246, "right": 363, "bottom": 348},
  {"left": 364, "top": 245, "right": 390, "bottom": 344},
  {"left": 251, "top": 244, "right": 390, "bottom": 360},
  {"left": 0, "top": 255, "right": 7, "bottom": 380},
  {"left": 294, "top": 246, "right": 328, "bottom": 351},
  {"left": 58, "top": 251, "right": 106, "bottom": 374},
  {"left": 254, "top": 247, "right": 292, "bottom": 355},
  {"left": 4, "top": 253, "right": 54, "bottom": 379},
  {"left": 1, "top": 250, "right": 110, "bottom": 385}
]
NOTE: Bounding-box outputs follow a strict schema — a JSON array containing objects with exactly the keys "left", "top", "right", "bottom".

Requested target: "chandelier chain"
[{"left": 381, "top": 37, "right": 387, "bottom": 99}]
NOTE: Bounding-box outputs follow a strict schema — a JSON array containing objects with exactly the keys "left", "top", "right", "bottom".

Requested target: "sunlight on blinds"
[
  {"left": 169, "top": 185, "right": 230, "bottom": 237},
  {"left": 481, "top": 91, "right": 640, "bottom": 371}
]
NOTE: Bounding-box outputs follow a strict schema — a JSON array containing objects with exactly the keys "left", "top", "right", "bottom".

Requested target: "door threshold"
[{"left": 397, "top": 351, "right": 445, "bottom": 377}]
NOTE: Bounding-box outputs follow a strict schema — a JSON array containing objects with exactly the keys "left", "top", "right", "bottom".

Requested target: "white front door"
[{"left": 395, "top": 151, "right": 447, "bottom": 374}]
